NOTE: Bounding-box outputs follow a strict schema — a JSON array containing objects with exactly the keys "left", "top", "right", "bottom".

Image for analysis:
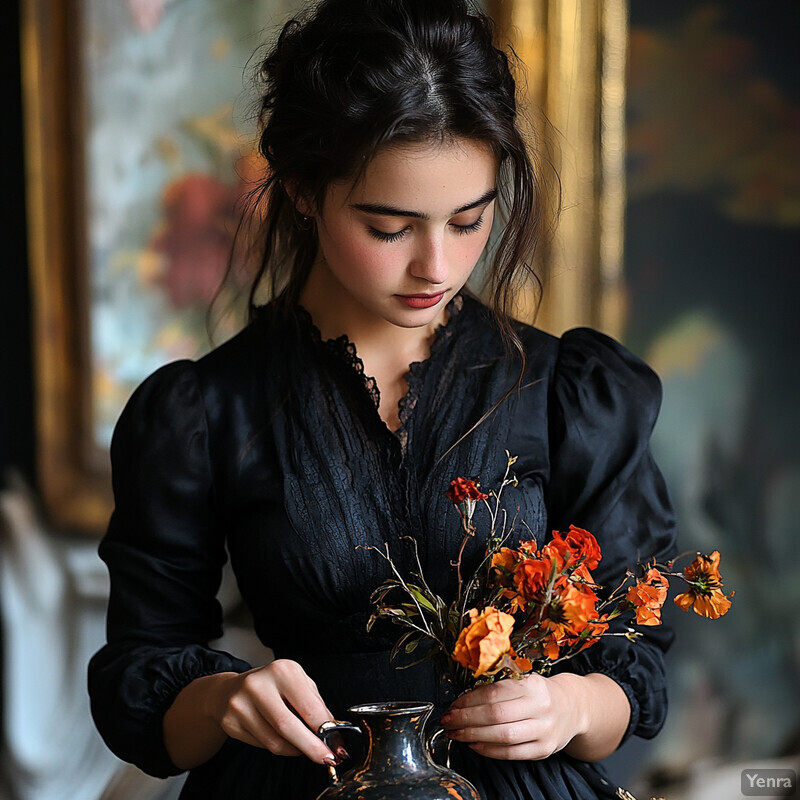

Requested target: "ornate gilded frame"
[
  {"left": 21, "top": 0, "right": 108, "bottom": 533},
  {"left": 488, "top": 0, "right": 628, "bottom": 337}
]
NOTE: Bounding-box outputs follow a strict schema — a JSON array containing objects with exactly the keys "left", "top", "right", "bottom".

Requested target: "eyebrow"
[{"left": 351, "top": 188, "right": 497, "bottom": 219}]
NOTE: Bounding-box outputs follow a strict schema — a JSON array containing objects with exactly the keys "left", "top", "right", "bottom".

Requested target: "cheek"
[
  {"left": 321, "top": 225, "right": 398, "bottom": 283},
  {"left": 456, "top": 227, "right": 493, "bottom": 272}
]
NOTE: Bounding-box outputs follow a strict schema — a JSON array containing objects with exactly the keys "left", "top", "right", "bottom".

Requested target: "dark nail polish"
[{"left": 335, "top": 745, "right": 350, "bottom": 761}]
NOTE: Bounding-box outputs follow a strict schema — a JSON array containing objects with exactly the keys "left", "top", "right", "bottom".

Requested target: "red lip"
[{"left": 396, "top": 291, "right": 446, "bottom": 309}]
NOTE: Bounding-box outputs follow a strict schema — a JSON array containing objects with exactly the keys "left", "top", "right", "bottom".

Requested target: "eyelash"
[{"left": 368, "top": 215, "right": 485, "bottom": 243}]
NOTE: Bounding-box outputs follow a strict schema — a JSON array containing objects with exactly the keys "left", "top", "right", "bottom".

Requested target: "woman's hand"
[
  {"left": 440, "top": 672, "right": 629, "bottom": 762},
  {"left": 164, "top": 659, "right": 341, "bottom": 770}
]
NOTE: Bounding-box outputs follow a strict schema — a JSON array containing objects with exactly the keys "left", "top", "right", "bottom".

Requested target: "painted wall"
[{"left": 617, "top": 1, "right": 800, "bottom": 795}]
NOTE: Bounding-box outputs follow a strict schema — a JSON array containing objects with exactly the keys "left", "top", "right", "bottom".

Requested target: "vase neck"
[{"left": 360, "top": 710, "right": 432, "bottom": 776}]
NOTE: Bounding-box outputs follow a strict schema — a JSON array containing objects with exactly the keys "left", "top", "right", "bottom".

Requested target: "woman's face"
[{"left": 307, "top": 137, "right": 499, "bottom": 331}]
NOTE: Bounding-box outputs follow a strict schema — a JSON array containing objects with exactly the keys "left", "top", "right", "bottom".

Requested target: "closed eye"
[
  {"left": 369, "top": 214, "right": 485, "bottom": 243},
  {"left": 451, "top": 215, "right": 485, "bottom": 235},
  {"left": 368, "top": 226, "right": 409, "bottom": 243}
]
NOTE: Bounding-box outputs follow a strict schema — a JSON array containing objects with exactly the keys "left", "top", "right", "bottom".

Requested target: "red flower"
[{"left": 445, "top": 477, "right": 489, "bottom": 505}]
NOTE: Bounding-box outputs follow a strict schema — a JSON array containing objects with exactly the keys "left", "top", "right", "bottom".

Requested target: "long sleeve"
[
  {"left": 87, "top": 361, "right": 251, "bottom": 778},
  {"left": 544, "top": 328, "right": 678, "bottom": 743}
]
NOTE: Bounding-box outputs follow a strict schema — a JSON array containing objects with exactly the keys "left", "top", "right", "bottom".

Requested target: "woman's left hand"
[{"left": 440, "top": 672, "right": 588, "bottom": 760}]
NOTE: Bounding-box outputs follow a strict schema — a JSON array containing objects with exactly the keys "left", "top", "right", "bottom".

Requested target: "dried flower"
[
  {"left": 542, "top": 525, "right": 602, "bottom": 571},
  {"left": 626, "top": 568, "right": 669, "bottom": 626},
  {"left": 453, "top": 607, "right": 515, "bottom": 678},
  {"left": 445, "top": 477, "right": 489, "bottom": 504},
  {"left": 673, "top": 550, "right": 733, "bottom": 619},
  {"left": 513, "top": 558, "right": 553, "bottom": 602},
  {"left": 362, "top": 454, "right": 732, "bottom": 699}
]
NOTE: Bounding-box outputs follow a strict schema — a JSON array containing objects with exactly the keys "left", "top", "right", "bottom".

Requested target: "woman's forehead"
[{"left": 330, "top": 138, "right": 499, "bottom": 215}]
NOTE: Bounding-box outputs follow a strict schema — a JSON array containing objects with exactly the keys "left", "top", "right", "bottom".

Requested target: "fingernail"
[
  {"left": 440, "top": 713, "right": 453, "bottom": 724},
  {"left": 335, "top": 745, "right": 350, "bottom": 761},
  {"left": 323, "top": 753, "right": 339, "bottom": 767}
]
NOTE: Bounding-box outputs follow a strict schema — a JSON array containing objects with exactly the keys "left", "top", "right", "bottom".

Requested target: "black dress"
[{"left": 88, "top": 294, "right": 677, "bottom": 799}]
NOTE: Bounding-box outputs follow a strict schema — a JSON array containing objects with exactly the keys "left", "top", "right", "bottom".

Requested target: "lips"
[{"left": 396, "top": 291, "right": 446, "bottom": 309}]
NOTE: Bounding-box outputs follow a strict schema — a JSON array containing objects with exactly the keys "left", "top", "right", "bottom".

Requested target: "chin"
[{"left": 387, "top": 305, "right": 448, "bottom": 329}]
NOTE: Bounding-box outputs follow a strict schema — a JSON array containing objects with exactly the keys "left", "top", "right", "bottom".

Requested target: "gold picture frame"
[{"left": 22, "top": 0, "right": 106, "bottom": 533}]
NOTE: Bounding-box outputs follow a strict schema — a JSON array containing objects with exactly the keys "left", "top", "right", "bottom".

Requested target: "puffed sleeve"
[
  {"left": 88, "top": 361, "right": 251, "bottom": 778},
  {"left": 544, "top": 328, "right": 678, "bottom": 742}
]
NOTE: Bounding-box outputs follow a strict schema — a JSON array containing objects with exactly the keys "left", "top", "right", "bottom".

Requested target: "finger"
[
  {"left": 259, "top": 692, "right": 336, "bottom": 763},
  {"left": 222, "top": 708, "right": 304, "bottom": 757},
  {"left": 467, "top": 739, "right": 557, "bottom": 761},
  {"left": 449, "top": 676, "right": 536, "bottom": 709},
  {"left": 268, "top": 660, "right": 335, "bottom": 723},
  {"left": 442, "top": 696, "right": 530, "bottom": 730},
  {"left": 447, "top": 719, "right": 540, "bottom": 746},
  {"left": 448, "top": 684, "right": 497, "bottom": 709}
]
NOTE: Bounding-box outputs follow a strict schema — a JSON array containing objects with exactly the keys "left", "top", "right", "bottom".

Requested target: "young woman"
[{"left": 88, "top": 1, "right": 677, "bottom": 798}]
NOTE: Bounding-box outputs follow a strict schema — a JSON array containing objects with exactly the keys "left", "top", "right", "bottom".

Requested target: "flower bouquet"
[{"left": 363, "top": 454, "right": 733, "bottom": 696}]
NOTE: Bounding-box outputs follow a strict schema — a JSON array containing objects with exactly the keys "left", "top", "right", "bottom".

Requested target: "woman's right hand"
[
  {"left": 164, "top": 659, "right": 341, "bottom": 769},
  {"left": 212, "top": 659, "right": 340, "bottom": 762}
]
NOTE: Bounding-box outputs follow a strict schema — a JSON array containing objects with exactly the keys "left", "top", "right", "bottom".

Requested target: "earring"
[{"left": 294, "top": 209, "right": 314, "bottom": 230}]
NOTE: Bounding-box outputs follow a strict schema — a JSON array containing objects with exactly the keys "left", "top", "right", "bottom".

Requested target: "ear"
[{"left": 283, "top": 179, "right": 316, "bottom": 217}]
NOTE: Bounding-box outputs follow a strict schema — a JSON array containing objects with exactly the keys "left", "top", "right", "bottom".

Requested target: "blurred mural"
[
  {"left": 82, "top": 0, "right": 300, "bottom": 447},
  {"left": 621, "top": 1, "right": 800, "bottom": 795}
]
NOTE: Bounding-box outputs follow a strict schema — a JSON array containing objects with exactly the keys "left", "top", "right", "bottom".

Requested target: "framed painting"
[
  {"left": 22, "top": 0, "right": 302, "bottom": 532},
  {"left": 23, "top": 0, "right": 626, "bottom": 533}
]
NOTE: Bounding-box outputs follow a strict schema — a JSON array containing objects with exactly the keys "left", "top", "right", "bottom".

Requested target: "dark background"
[{"left": 1, "top": 0, "right": 35, "bottom": 492}]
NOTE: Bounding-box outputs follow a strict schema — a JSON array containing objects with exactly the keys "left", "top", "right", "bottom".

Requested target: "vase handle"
[
  {"left": 318, "top": 719, "right": 363, "bottom": 785},
  {"left": 427, "top": 725, "right": 452, "bottom": 769}
]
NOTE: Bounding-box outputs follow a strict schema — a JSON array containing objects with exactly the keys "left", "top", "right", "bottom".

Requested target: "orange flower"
[
  {"left": 509, "top": 648, "right": 533, "bottom": 673},
  {"left": 513, "top": 558, "right": 553, "bottom": 600},
  {"left": 537, "top": 627, "right": 562, "bottom": 660},
  {"left": 558, "top": 583, "right": 600, "bottom": 633},
  {"left": 445, "top": 477, "right": 488, "bottom": 504},
  {"left": 534, "top": 582, "right": 601, "bottom": 659},
  {"left": 452, "top": 607, "right": 515, "bottom": 678},
  {"left": 498, "top": 587, "right": 527, "bottom": 613},
  {"left": 518, "top": 539, "right": 539, "bottom": 556},
  {"left": 626, "top": 567, "right": 669, "bottom": 626},
  {"left": 674, "top": 551, "right": 733, "bottom": 619},
  {"left": 491, "top": 547, "right": 520, "bottom": 577},
  {"left": 542, "top": 525, "right": 602, "bottom": 571},
  {"left": 536, "top": 620, "right": 566, "bottom": 661},
  {"left": 576, "top": 618, "right": 610, "bottom": 651}
]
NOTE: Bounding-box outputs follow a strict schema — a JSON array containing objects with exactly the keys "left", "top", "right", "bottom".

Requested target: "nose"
[{"left": 409, "top": 233, "right": 447, "bottom": 285}]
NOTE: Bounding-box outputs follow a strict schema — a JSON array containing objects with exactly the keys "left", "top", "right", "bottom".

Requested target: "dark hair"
[{"left": 236, "top": 0, "right": 558, "bottom": 353}]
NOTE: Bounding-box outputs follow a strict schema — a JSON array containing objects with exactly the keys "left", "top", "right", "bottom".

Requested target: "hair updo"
[{"left": 244, "top": 0, "right": 557, "bottom": 345}]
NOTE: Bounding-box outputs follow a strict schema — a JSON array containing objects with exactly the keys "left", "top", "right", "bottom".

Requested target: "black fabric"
[{"left": 88, "top": 294, "right": 677, "bottom": 799}]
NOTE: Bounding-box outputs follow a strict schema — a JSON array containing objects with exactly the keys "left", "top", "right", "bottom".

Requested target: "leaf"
[
  {"left": 390, "top": 630, "right": 417, "bottom": 662},
  {"left": 370, "top": 580, "right": 402, "bottom": 603},
  {"left": 395, "top": 650, "right": 436, "bottom": 670},
  {"left": 405, "top": 638, "right": 420, "bottom": 654},
  {"left": 407, "top": 585, "right": 438, "bottom": 614}
]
